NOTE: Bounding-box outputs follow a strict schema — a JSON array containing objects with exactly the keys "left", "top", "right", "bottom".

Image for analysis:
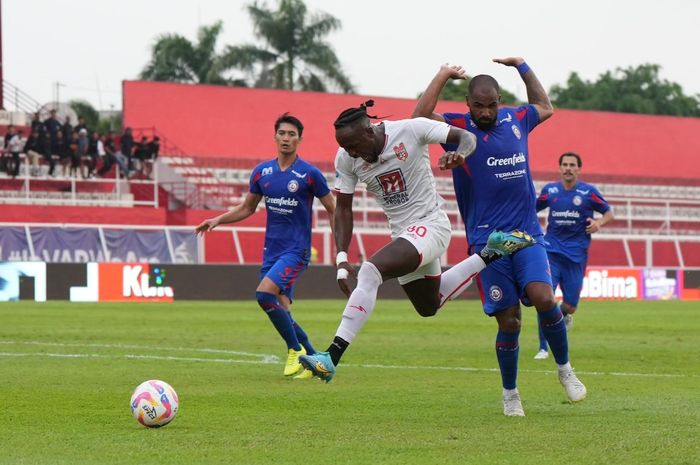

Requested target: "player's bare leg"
[{"left": 299, "top": 238, "right": 420, "bottom": 382}]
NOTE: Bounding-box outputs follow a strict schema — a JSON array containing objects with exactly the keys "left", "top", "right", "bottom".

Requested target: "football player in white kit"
[{"left": 300, "top": 101, "right": 534, "bottom": 382}]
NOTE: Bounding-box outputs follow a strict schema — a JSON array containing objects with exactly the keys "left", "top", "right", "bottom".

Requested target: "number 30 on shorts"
[{"left": 406, "top": 225, "right": 427, "bottom": 237}]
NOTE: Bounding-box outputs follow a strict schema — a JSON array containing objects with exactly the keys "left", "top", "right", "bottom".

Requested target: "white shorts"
[{"left": 395, "top": 209, "right": 452, "bottom": 285}]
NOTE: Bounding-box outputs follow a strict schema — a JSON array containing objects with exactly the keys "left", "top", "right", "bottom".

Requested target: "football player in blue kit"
[
  {"left": 195, "top": 113, "right": 336, "bottom": 379},
  {"left": 533, "top": 152, "right": 614, "bottom": 360},
  {"left": 414, "top": 59, "right": 587, "bottom": 416}
]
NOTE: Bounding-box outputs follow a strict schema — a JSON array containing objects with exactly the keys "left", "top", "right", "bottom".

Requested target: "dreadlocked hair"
[{"left": 334, "top": 100, "right": 381, "bottom": 129}]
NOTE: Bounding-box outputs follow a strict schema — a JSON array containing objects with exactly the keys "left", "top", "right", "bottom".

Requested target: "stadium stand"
[{"left": 2, "top": 81, "right": 699, "bottom": 267}]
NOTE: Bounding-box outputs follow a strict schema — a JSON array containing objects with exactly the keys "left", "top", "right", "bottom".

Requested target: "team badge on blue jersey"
[
  {"left": 573, "top": 195, "right": 582, "bottom": 206},
  {"left": 511, "top": 125, "right": 521, "bottom": 139},
  {"left": 287, "top": 180, "right": 299, "bottom": 192}
]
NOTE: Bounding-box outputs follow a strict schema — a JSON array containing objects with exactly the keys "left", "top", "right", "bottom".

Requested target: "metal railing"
[{"left": 0, "top": 164, "right": 159, "bottom": 208}]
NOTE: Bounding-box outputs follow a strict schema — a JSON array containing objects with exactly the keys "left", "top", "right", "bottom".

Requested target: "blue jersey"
[
  {"left": 537, "top": 181, "right": 610, "bottom": 263},
  {"left": 443, "top": 105, "right": 542, "bottom": 246},
  {"left": 249, "top": 156, "right": 330, "bottom": 261}
]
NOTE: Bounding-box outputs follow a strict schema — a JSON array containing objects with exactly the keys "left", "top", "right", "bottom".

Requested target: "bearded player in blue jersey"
[
  {"left": 414, "top": 59, "right": 587, "bottom": 416},
  {"left": 533, "top": 152, "right": 614, "bottom": 360},
  {"left": 196, "top": 114, "right": 336, "bottom": 379}
]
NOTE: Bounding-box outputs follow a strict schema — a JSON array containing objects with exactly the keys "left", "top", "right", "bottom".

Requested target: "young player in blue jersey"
[
  {"left": 297, "top": 101, "right": 535, "bottom": 384},
  {"left": 533, "top": 152, "right": 614, "bottom": 360},
  {"left": 414, "top": 59, "right": 587, "bottom": 416},
  {"left": 195, "top": 114, "right": 336, "bottom": 379}
]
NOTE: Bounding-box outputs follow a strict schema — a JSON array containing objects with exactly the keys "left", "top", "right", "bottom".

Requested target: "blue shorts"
[
  {"left": 472, "top": 242, "right": 552, "bottom": 316},
  {"left": 259, "top": 252, "right": 310, "bottom": 301},
  {"left": 548, "top": 251, "right": 586, "bottom": 308}
]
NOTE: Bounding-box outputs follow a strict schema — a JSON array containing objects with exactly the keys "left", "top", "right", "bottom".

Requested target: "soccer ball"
[{"left": 130, "top": 380, "right": 179, "bottom": 428}]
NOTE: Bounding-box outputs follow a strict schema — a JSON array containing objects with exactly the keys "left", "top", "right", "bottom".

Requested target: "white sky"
[{"left": 4, "top": 0, "right": 699, "bottom": 111}]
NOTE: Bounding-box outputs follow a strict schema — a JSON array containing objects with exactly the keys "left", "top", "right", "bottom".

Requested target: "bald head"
[
  {"left": 467, "top": 75, "right": 501, "bottom": 130},
  {"left": 468, "top": 74, "right": 500, "bottom": 95}
]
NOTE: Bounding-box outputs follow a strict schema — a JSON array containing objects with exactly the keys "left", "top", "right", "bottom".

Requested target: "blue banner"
[
  {"left": 103, "top": 229, "right": 171, "bottom": 263},
  {"left": 30, "top": 227, "right": 104, "bottom": 262},
  {"left": 168, "top": 230, "right": 199, "bottom": 263},
  {"left": 0, "top": 227, "right": 30, "bottom": 261}
]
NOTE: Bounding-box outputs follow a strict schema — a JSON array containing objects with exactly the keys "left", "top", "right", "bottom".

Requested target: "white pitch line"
[
  {"left": 0, "top": 340, "right": 280, "bottom": 363},
  {"left": 0, "top": 352, "right": 276, "bottom": 365},
  {"left": 0, "top": 344, "right": 694, "bottom": 378}
]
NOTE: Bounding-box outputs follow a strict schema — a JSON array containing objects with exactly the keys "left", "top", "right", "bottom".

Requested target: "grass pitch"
[{"left": 1, "top": 300, "right": 698, "bottom": 465}]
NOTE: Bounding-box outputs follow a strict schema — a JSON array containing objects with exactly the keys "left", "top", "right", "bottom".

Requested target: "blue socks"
[
  {"left": 496, "top": 330, "right": 520, "bottom": 390},
  {"left": 291, "top": 318, "right": 315, "bottom": 355},
  {"left": 538, "top": 304, "right": 569, "bottom": 364},
  {"left": 256, "top": 292, "right": 301, "bottom": 351},
  {"left": 537, "top": 324, "right": 548, "bottom": 351}
]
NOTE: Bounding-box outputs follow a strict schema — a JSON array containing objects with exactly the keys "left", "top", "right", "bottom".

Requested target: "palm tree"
[
  {"left": 222, "top": 0, "right": 355, "bottom": 93},
  {"left": 140, "top": 21, "right": 245, "bottom": 86}
]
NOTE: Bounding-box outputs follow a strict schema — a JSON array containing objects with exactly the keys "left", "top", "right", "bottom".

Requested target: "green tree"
[
  {"left": 140, "top": 21, "right": 244, "bottom": 85},
  {"left": 550, "top": 64, "right": 700, "bottom": 117},
  {"left": 222, "top": 0, "right": 354, "bottom": 92},
  {"left": 69, "top": 100, "right": 100, "bottom": 130}
]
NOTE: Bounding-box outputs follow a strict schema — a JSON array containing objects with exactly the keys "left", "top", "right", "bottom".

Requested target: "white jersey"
[{"left": 334, "top": 118, "right": 451, "bottom": 236}]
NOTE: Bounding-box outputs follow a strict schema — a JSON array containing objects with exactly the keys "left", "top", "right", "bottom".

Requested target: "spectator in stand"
[
  {"left": 112, "top": 131, "right": 129, "bottom": 178},
  {"left": 2, "top": 125, "right": 12, "bottom": 173},
  {"left": 62, "top": 116, "right": 73, "bottom": 142},
  {"left": 75, "top": 116, "right": 88, "bottom": 135},
  {"left": 37, "top": 130, "right": 52, "bottom": 177},
  {"left": 133, "top": 136, "right": 149, "bottom": 176},
  {"left": 94, "top": 132, "right": 110, "bottom": 176},
  {"left": 120, "top": 127, "right": 135, "bottom": 175},
  {"left": 23, "top": 131, "right": 44, "bottom": 176},
  {"left": 3, "top": 126, "right": 23, "bottom": 177},
  {"left": 98, "top": 132, "right": 118, "bottom": 177},
  {"left": 57, "top": 130, "right": 70, "bottom": 177},
  {"left": 84, "top": 131, "right": 100, "bottom": 178},
  {"left": 49, "top": 130, "right": 64, "bottom": 177},
  {"left": 66, "top": 131, "right": 79, "bottom": 177},
  {"left": 30, "top": 112, "right": 44, "bottom": 134},
  {"left": 143, "top": 136, "right": 160, "bottom": 178},
  {"left": 44, "top": 109, "right": 61, "bottom": 139},
  {"left": 77, "top": 128, "right": 91, "bottom": 179}
]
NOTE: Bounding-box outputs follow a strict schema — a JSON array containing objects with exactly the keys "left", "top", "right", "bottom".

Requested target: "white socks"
[
  {"left": 335, "top": 261, "right": 383, "bottom": 343},
  {"left": 438, "top": 254, "right": 486, "bottom": 307}
]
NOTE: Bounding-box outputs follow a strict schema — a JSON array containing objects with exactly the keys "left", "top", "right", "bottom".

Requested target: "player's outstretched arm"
[
  {"left": 493, "top": 57, "right": 553, "bottom": 123},
  {"left": 438, "top": 128, "right": 476, "bottom": 170},
  {"left": 334, "top": 192, "right": 357, "bottom": 298},
  {"left": 412, "top": 64, "right": 466, "bottom": 122},
  {"left": 194, "top": 192, "right": 262, "bottom": 235}
]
